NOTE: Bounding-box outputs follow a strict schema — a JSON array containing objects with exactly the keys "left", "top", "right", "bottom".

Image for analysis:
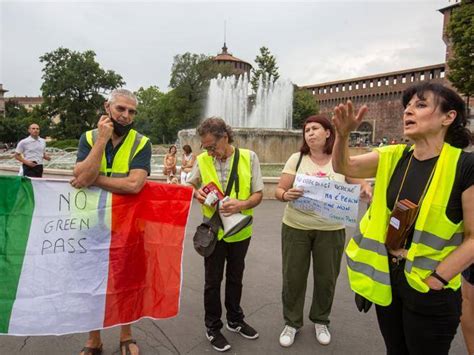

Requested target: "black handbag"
[
  {"left": 193, "top": 211, "right": 222, "bottom": 257},
  {"left": 193, "top": 148, "right": 240, "bottom": 257}
]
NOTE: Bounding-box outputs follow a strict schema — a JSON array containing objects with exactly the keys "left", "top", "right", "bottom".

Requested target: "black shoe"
[
  {"left": 206, "top": 329, "right": 231, "bottom": 352},
  {"left": 226, "top": 320, "right": 259, "bottom": 339}
]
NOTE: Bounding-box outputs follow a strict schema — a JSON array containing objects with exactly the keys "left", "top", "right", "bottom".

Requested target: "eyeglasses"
[
  {"left": 113, "top": 105, "right": 138, "bottom": 116},
  {"left": 202, "top": 143, "right": 218, "bottom": 152},
  {"left": 201, "top": 137, "right": 223, "bottom": 152}
]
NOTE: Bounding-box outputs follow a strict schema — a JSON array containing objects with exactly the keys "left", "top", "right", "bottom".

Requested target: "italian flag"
[{"left": 0, "top": 176, "right": 193, "bottom": 336}]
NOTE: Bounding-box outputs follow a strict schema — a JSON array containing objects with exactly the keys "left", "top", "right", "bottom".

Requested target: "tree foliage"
[
  {"left": 168, "top": 52, "right": 234, "bottom": 136},
  {"left": 447, "top": 1, "right": 474, "bottom": 105},
  {"left": 134, "top": 86, "right": 164, "bottom": 143},
  {"left": 0, "top": 101, "right": 50, "bottom": 144},
  {"left": 39, "top": 47, "right": 124, "bottom": 139},
  {"left": 250, "top": 46, "right": 280, "bottom": 93},
  {"left": 292, "top": 87, "right": 319, "bottom": 129}
]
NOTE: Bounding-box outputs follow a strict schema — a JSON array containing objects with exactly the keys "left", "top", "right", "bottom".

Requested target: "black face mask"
[{"left": 109, "top": 115, "right": 134, "bottom": 137}]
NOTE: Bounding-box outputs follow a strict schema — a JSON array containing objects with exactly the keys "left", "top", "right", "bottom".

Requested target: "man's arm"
[
  {"left": 72, "top": 116, "right": 113, "bottom": 188},
  {"left": 92, "top": 169, "right": 148, "bottom": 194},
  {"left": 14, "top": 152, "right": 36, "bottom": 167},
  {"left": 220, "top": 151, "right": 264, "bottom": 215}
]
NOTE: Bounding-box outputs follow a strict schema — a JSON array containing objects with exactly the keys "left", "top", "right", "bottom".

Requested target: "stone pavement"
[{"left": 0, "top": 199, "right": 467, "bottom": 354}]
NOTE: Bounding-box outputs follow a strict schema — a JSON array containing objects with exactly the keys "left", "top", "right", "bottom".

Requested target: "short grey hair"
[
  {"left": 197, "top": 117, "right": 234, "bottom": 143},
  {"left": 107, "top": 88, "right": 138, "bottom": 105}
]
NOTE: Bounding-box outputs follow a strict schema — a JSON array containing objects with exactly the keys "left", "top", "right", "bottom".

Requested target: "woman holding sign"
[
  {"left": 275, "top": 115, "right": 371, "bottom": 348},
  {"left": 332, "top": 82, "right": 474, "bottom": 355}
]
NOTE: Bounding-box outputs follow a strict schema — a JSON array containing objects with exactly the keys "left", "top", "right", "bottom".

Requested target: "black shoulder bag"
[{"left": 193, "top": 149, "right": 240, "bottom": 257}]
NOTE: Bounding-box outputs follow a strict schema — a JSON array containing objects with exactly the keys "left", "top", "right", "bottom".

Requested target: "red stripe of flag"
[{"left": 104, "top": 182, "right": 193, "bottom": 327}]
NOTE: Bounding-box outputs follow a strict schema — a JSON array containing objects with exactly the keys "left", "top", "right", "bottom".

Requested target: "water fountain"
[{"left": 178, "top": 73, "right": 301, "bottom": 163}]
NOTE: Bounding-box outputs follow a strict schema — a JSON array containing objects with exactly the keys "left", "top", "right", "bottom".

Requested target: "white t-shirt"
[
  {"left": 282, "top": 152, "right": 346, "bottom": 231},
  {"left": 15, "top": 136, "right": 46, "bottom": 164}
]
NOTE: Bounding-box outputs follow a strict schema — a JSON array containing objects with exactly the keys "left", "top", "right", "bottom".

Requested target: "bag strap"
[
  {"left": 295, "top": 152, "right": 303, "bottom": 173},
  {"left": 225, "top": 148, "right": 240, "bottom": 198},
  {"left": 208, "top": 209, "right": 222, "bottom": 230}
]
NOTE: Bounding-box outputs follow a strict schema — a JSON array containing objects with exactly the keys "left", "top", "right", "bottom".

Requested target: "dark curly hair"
[
  {"left": 300, "top": 115, "right": 335, "bottom": 155},
  {"left": 197, "top": 117, "right": 234, "bottom": 143},
  {"left": 402, "top": 82, "right": 472, "bottom": 148}
]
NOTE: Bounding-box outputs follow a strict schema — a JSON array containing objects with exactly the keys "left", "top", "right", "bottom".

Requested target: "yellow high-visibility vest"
[
  {"left": 346, "top": 143, "right": 464, "bottom": 306},
  {"left": 197, "top": 148, "right": 253, "bottom": 243},
  {"left": 85, "top": 129, "right": 149, "bottom": 177}
]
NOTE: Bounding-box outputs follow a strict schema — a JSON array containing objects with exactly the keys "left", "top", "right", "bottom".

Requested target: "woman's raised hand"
[{"left": 332, "top": 100, "right": 368, "bottom": 137}]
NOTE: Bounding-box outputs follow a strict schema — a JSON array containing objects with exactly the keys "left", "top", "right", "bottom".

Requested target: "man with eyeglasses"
[
  {"left": 15, "top": 123, "right": 51, "bottom": 177},
  {"left": 72, "top": 88, "right": 151, "bottom": 355},
  {"left": 187, "top": 117, "right": 264, "bottom": 352}
]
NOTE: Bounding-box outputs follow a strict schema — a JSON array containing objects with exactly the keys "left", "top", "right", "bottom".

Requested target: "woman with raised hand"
[
  {"left": 332, "top": 82, "right": 474, "bottom": 354},
  {"left": 275, "top": 115, "right": 371, "bottom": 348}
]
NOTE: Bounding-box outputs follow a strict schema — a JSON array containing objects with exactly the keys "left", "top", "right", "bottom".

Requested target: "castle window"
[
  {"left": 370, "top": 81, "right": 374, "bottom": 88},
  {"left": 363, "top": 82, "right": 366, "bottom": 89},
  {"left": 349, "top": 84, "right": 352, "bottom": 91},
  {"left": 420, "top": 73, "right": 425, "bottom": 80},
  {"left": 355, "top": 83, "right": 359, "bottom": 90},
  {"left": 385, "top": 79, "right": 389, "bottom": 86},
  {"left": 402, "top": 76, "right": 406, "bottom": 83},
  {"left": 377, "top": 80, "right": 381, "bottom": 87},
  {"left": 440, "top": 71, "right": 445, "bottom": 78}
]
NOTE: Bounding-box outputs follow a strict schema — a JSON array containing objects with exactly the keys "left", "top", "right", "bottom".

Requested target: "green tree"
[
  {"left": 39, "top": 47, "right": 124, "bottom": 139},
  {"left": 250, "top": 46, "right": 280, "bottom": 93},
  {"left": 169, "top": 52, "right": 233, "bottom": 134},
  {"left": 1, "top": 101, "right": 50, "bottom": 143},
  {"left": 292, "top": 87, "right": 319, "bottom": 129},
  {"left": 134, "top": 86, "right": 164, "bottom": 142},
  {"left": 447, "top": 1, "right": 473, "bottom": 111},
  {"left": 5, "top": 100, "right": 29, "bottom": 119}
]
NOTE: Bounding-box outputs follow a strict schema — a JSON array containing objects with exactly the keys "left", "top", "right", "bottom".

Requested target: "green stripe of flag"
[{"left": 0, "top": 176, "right": 35, "bottom": 333}]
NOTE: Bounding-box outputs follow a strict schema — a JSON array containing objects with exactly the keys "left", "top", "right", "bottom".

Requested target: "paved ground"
[{"left": 0, "top": 184, "right": 468, "bottom": 354}]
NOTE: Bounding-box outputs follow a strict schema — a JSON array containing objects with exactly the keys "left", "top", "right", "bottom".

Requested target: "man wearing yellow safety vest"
[
  {"left": 332, "top": 82, "right": 474, "bottom": 355},
  {"left": 187, "top": 117, "right": 264, "bottom": 352},
  {"left": 71, "top": 88, "right": 151, "bottom": 355}
]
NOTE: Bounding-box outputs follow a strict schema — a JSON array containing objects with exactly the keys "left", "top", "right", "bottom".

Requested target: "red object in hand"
[{"left": 202, "top": 182, "right": 224, "bottom": 200}]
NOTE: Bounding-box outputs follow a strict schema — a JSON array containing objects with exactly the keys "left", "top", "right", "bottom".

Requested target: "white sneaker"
[
  {"left": 315, "top": 323, "right": 331, "bottom": 345},
  {"left": 279, "top": 325, "right": 299, "bottom": 347}
]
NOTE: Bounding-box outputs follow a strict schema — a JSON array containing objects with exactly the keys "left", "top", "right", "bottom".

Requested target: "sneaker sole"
[
  {"left": 316, "top": 338, "right": 331, "bottom": 346},
  {"left": 206, "top": 332, "right": 231, "bottom": 352},
  {"left": 225, "top": 324, "right": 259, "bottom": 339}
]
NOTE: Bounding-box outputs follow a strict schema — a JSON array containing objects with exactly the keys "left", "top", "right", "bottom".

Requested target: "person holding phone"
[{"left": 71, "top": 88, "right": 151, "bottom": 355}]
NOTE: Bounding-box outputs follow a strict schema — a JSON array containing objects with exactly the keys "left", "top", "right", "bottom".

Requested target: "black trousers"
[
  {"left": 23, "top": 164, "right": 43, "bottom": 177},
  {"left": 204, "top": 237, "right": 250, "bottom": 330},
  {"left": 375, "top": 259, "right": 462, "bottom": 355}
]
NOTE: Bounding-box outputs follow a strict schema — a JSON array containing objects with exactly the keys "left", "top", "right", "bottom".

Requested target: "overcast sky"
[{"left": 1, "top": 0, "right": 449, "bottom": 97}]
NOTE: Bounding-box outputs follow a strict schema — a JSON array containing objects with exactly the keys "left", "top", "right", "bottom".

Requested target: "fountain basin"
[{"left": 178, "top": 128, "right": 302, "bottom": 164}]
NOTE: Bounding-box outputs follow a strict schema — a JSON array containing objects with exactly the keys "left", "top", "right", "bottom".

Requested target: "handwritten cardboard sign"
[{"left": 292, "top": 174, "right": 360, "bottom": 227}]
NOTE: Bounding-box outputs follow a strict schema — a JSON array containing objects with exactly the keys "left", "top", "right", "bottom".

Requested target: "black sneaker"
[
  {"left": 226, "top": 320, "right": 259, "bottom": 339},
  {"left": 206, "top": 329, "right": 231, "bottom": 352}
]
